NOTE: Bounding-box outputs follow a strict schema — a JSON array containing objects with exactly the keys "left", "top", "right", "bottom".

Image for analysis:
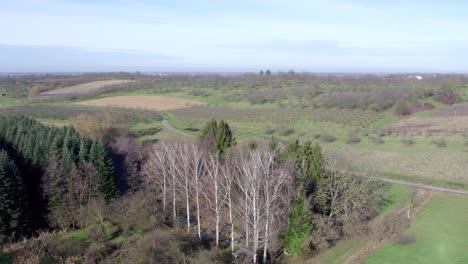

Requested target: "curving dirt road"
[{"left": 161, "top": 117, "right": 195, "bottom": 138}]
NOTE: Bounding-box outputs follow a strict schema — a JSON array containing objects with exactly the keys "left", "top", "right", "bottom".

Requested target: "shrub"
[
  {"left": 247, "top": 141, "right": 258, "bottom": 150},
  {"left": 346, "top": 130, "right": 361, "bottom": 144},
  {"left": 394, "top": 100, "right": 413, "bottom": 115},
  {"left": 432, "top": 138, "right": 447, "bottom": 147},
  {"left": 264, "top": 126, "right": 276, "bottom": 135},
  {"left": 369, "top": 134, "right": 384, "bottom": 144},
  {"left": 396, "top": 233, "right": 416, "bottom": 245},
  {"left": 320, "top": 134, "right": 337, "bottom": 143},
  {"left": 46, "top": 238, "right": 89, "bottom": 259},
  {"left": 400, "top": 138, "right": 415, "bottom": 146},
  {"left": 279, "top": 126, "right": 295, "bottom": 136}
]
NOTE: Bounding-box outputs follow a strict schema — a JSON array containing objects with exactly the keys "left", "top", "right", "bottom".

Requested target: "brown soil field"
[
  {"left": 41, "top": 80, "right": 135, "bottom": 95},
  {"left": 75, "top": 96, "right": 206, "bottom": 111},
  {"left": 383, "top": 116, "right": 468, "bottom": 134}
]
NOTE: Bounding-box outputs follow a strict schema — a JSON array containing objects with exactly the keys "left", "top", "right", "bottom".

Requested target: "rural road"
[
  {"left": 159, "top": 120, "right": 468, "bottom": 196},
  {"left": 161, "top": 117, "right": 195, "bottom": 138}
]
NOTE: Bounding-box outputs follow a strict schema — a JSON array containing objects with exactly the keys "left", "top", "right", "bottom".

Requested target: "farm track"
[
  {"left": 160, "top": 118, "right": 468, "bottom": 196},
  {"left": 370, "top": 176, "right": 468, "bottom": 196},
  {"left": 162, "top": 118, "right": 195, "bottom": 138}
]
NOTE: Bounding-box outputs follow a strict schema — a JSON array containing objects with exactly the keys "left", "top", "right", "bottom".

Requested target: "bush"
[
  {"left": 432, "top": 138, "right": 447, "bottom": 148},
  {"left": 400, "top": 138, "right": 415, "bottom": 146},
  {"left": 264, "top": 126, "right": 276, "bottom": 135},
  {"left": 46, "top": 238, "right": 89, "bottom": 259},
  {"left": 279, "top": 126, "right": 295, "bottom": 136},
  {"left": 320, "top": 134, "right": 337, "bottom": 143},
  {"left": 103, "top": 230, "right": 202, "bottom": 264},
  {"left": 394, "top": 100, "right": 413, "bottom": 115},
  {"left": 369, "top": 134, "right": 384, "bottom": 144},
  {"left": 346, "top": 130, "right": 361, "bottom": 144}
]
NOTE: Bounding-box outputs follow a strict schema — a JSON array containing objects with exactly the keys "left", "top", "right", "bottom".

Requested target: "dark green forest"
[{"left": 0, "top": 117, "right": 118, "bottom": 243}]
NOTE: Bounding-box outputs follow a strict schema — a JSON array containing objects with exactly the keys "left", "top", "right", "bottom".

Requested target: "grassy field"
[{"left": 364, "top": 193, "right": 468, "bottom": 264}]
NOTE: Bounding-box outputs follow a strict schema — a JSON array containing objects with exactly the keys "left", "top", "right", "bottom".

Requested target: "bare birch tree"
[
  {"left": 203, "top": 153, "right": 223, "bottom": 247},
  {"left": 188, "top": 143, "right": 206, "bottom": 240}
]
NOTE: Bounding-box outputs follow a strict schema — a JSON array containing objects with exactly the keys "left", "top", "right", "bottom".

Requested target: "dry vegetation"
[
  {"left": 75, "top": 95, "right": 206, "bottom": 111},
  {"left": 382, "top": 116, "right": 468, "bottom": 135},
  {"left": 40, "top": 80, "right": 135, "bottom": 95},
  {"left": 433, "top": 102, "right": 468, "bottom": 117}
]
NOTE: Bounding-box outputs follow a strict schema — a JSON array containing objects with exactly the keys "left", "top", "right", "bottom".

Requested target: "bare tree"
[
  {"left": 234, "top": 150, "right": 293, "bottom": 263},
  {"left": 143, "top": 144, "right": 168, "bottom": 213},
  {"left": 188, "top": 143, "right": 206, "bottom": 240},
  {"left": 220, "top": 158, "right": 236, "bottom": 252},
  {"left": 203, "top": 153, "right": 223, "bottom": 247}
]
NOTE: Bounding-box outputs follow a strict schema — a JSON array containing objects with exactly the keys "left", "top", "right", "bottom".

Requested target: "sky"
[{"left": 1, "top": 0, "right": 468, "bottom": 73}]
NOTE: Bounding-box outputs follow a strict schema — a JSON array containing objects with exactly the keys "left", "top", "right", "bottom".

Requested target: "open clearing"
[
  {"left": 364, "top": 193, "right": 468, "bottom": 264},
  {"left": 75, "top": 95, "right": 206, "bottom": 111},
  {"left": 41, "top": 80, "right": 135, "bottom": 95}
]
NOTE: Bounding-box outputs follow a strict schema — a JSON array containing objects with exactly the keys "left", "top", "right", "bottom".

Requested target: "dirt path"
[
  {"left": 371, "top": 176, "right": 468, "bottom": 196},
  {"left": 161, "top": 118, "right": 195, "bottom": 138}
]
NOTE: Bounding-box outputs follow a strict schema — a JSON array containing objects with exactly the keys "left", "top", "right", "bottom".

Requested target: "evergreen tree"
[
  {"left": 92, "top": 142, "right": 117, "bottom": 201},
  {"left": 43, "top": 155, "right": 67, "bottom": 227},
  {"left": 200, "top": 119, "right": 235, "bottom": 156},
  {"left": 0, "top": 150, "right": 26, "bottom": 244},
  {"left": 281, "top": 193, "right": 312, "bottom": 256}
]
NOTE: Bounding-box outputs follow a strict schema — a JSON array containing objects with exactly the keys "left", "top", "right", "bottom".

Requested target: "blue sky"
[{"left": 1, "top": 0, "right": 468, "bottom": 72}]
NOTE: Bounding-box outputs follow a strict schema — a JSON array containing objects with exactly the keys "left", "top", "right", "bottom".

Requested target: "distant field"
[
  {"left": 382, "top": 116, "right": 468, "bottom": 134},
  {"left": 41, "top": 80, "right": 135, "bottom": 95},
  {"left": 326, "top": 147, "right": 468, "bottom": 187},
  {"left": 364, "top": 193, "right": 468, "bottom": 264},
  {"left": 75, "top": 95, "right": 206, "bottom": 111}
]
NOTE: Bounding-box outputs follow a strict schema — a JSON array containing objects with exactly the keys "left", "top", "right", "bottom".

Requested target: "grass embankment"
[
  {"left": 364, "top": 193, "right": 468, "bottom": 264},
  {"left": 310, "top": 184, "right": 416, "bottom": 264}
]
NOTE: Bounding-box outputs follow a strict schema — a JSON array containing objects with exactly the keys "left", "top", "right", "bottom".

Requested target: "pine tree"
[
  {"left": 200, "top": 119, "right": 235, "bottom": 156},
  {"left": 43, "top": 155, "right": 67, "bottom": 228},
  {"left": 0, "top": 150, "right": 26, "bottom": 244},
  {"left": 281, "top": 193, "right": 312, "bottom": 256},
  {"left": 92, "top": 142, "right": 117, "bottom": 201},
  {"left": 214, "top": 120, "right": 234, "bottom": 156}
]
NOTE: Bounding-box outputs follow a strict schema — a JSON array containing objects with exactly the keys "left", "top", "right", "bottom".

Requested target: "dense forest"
[{"left": 0, "top": 116, "right": 118, "bottom": 243}]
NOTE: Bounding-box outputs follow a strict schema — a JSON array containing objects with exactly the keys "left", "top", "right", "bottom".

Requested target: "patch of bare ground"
[
  {"left": 382, "top": 116, "right": 468, "bottom": 134},
  {"left": 344, "top": 190, "right": 433, "bottom": 264},
  {"left": 40, "top": 80, "right": 135, "bottom": 95},
  {"left": 74, "top": 95, "right": 206, "bottom": 111}
]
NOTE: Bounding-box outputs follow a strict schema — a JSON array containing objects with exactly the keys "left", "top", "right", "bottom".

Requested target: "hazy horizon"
[{"left": 2, "top": 0, "right": 468, "bottom": 72}]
